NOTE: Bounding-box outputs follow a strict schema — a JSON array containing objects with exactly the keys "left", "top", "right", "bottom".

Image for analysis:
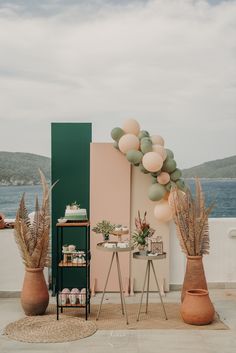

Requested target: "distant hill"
[
  {"left": 0, "top": 152, "right": 50, "bottom": 186},
  {"left": 0, "top": 152, "right": 235, "bottom": 185},
  {"left": 182, "top": 155, "right": 236, "bottom": 178}
]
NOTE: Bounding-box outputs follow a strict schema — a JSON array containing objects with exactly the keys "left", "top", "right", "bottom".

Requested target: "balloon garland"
[{"left": 111, "top": 119, "right": 186, "bottom": 223}]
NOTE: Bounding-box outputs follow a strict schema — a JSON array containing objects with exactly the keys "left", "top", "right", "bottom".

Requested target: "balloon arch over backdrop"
[{"left": 111, "top": 119, "right": 186, "bottom": 223}]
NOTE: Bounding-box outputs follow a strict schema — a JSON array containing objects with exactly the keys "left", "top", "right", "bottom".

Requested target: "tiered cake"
[{"left": 64, "top": 202, "right": 88, "bottom": 221}]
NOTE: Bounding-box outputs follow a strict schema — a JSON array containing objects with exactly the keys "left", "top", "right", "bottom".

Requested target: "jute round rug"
[{"left": 4, "top": 314, "right": 97, "bottom": 343}]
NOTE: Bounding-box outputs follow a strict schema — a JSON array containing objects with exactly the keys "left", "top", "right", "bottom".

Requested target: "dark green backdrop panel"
[{"left": 51, "top": 123, "right": 91, "bottom": 292}]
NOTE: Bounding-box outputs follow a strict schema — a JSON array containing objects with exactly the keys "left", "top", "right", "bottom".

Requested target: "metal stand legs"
[
  {"left": 137, "top": 260, "right": 168, "bottom": 321},
  {"left": 150, "top": 261, "right": 168, "bottom": 320},
  {"left": 116, "top": 252, "right": 129, "bottom": 324},
  {"left": 96, "top": 251, "right": 129, "bottom": 324}
]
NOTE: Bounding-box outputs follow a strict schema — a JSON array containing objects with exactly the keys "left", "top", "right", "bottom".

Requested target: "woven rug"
[
  {"left": 4, "top": 314, "right": 97, "bottom": 343},
  {"left": 48, "top": 303, "right": 228, "bottom": 330}
]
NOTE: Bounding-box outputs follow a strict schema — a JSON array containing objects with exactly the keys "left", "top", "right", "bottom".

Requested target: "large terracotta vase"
[
  {"left": 21, "top": 267, "right": 49, "bottom": 316},
  {"left": 181, "top": 255, "right": 207, "bottom": 302},
  {"left": 181, "top": 289, "right": 215, "bottom": 325}
]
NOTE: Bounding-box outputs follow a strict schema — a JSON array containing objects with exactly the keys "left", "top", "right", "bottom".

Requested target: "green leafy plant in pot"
[
  {"left": 92, "top": 220, "right": 115, "bottom": 241},
  {"left": 14, "top": 170, "right": 56, "bottom": 316},
  {"left": 132, "top": 211, "right": 155, "bottom": 254}
]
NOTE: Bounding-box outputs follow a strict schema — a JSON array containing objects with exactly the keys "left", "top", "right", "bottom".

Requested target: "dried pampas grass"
[
  {"left": 169, "top": 178, "right": 214, "bottom": 256},
  {"left": 14, "top": 170, "right": 56, "bottom": 268}
]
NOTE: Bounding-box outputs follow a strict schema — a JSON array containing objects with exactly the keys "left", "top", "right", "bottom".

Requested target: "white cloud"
[{"left": 0, "top": 0, "right": 235, "bottom": 167}]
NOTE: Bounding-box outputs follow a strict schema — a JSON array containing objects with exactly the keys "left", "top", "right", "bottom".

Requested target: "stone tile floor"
[{"left": 0, "top": 289, "right": 236, "bottom": 353}]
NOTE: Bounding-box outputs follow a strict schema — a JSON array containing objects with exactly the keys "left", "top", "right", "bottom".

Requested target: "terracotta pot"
[
  {"left": 181, "top": 255, "right": 207, "bottom": 302},
  {"left": 0, "top": 213, "right": 5, "bottom": 229},
  {"left": 181, "top": 289, "right": 215, "bottom": 325},
  {"left": 21, "top": 267, "right": 49, "bottom": 316}
]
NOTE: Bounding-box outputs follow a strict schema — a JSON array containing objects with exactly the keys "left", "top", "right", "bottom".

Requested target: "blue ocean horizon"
[
  {"left": 186, "top": 178, "right": 236, "bottom": 218},
  {"left": 0, "top": 179, "right": 236, "bottom": 219}
]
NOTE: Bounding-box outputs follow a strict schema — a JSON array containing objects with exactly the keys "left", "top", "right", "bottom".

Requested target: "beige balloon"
[
  {"left": 122, "top": 119, "right": 140, "bottom": 136},
  {"left": 118, "top": 133, "right": 140, "bottom": 154},
  {"left": 157, "top": 172, "right": 170, "bottom": 185},
  {"left": 151, "top": 135, "right": 165, "bottom": 146},
  {"left": 152, "top": 144, "right": 167, "bottom": 160},
  {"left": 154, "top": 200, "right": 173, "bottom": 223},
  {"left": 142, "top": 152, "right": 163, "bottom": 172}
]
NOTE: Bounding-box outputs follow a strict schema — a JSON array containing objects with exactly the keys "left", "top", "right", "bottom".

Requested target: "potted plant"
[
  {"left": 169, "top": 178, "right": 214, "bottom": 302},
  {"left": 132, "top": 211, "right": 155, "bottom": 254},
  {"left": 92, "top": 220, "right": 115, "bottom": 241},
  {"left": 14, "top": 170, "right": 56, "bottom": 315}
]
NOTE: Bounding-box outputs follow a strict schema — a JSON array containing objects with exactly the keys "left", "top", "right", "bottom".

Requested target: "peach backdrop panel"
[
  {"left": 130, "top": 166, "right": 170, "bottom": 291},
  {"left": 90, "top": 143, "right": 131, "bottom": 291}
]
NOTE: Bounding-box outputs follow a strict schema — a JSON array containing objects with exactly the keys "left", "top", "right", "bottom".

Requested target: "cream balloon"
[
  {"left": 118, "top": 133, "right": 140, "bottom": 154},
  {"left": 152, "top": 144, "right": 167, "bottom": 160},
  {"left": 122, "top": 119, "right": 140, "bottom": 136},
  {"left": 151, "top": 135, "right": 165, "bottom": 146},
  {"left": 157, "top": 172, "right": 170, "bottom": 185},
  {"left": 142, "top": 152, "right": 163, "bottom": 172},
  {"left": 154, "top": 200, "right": 172, "bottom": 223}
]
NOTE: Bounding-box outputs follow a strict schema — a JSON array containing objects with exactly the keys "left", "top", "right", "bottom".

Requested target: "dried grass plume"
[
  {"left": 14, "top": 170, "right": 55, "bottom": 268},
  {"left": 169, "top": 178, "right": 214, "bottom": 256}
]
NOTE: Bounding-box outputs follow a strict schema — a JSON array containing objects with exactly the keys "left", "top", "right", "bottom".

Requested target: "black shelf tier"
[
  {"left": 56, "top": 221, "right": 90, "bottom": 320},
  {"left": 58, "top": 261, "right": 90, "bottom": 268}
]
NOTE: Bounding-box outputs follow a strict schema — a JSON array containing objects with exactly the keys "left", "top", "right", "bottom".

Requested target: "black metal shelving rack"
[{"left": 56, "top": 221, "right": 90, "bottom": 320}]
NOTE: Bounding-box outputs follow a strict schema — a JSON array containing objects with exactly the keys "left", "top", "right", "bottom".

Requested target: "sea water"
[
  {"left": 186, "top": 178, "right": 236, "bottom": 218},
  {"left": 0, "top": 185, "right": 42, "bottom": 219},
  {"left": 0, "top": 179, "right": 235, "bottom": 219}
]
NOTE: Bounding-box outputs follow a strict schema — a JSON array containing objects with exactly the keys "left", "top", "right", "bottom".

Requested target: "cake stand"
[{"left": 111, "top": 229, "right": 129, "bottom": 242}]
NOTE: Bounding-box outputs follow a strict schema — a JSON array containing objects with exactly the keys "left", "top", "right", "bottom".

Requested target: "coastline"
[
  {"left": 184, "top": 177, "right": 236, "bottom": 181},
  {"left": 1, "top": 177, "right": 236, "bottom": 187}
]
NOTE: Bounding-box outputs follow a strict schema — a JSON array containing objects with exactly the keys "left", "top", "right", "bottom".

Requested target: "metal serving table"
[
  {"left": 96, "top": 242, "right": 133, "bottom": 324},
  {"left": 133, "top": 251, "right": 168, "bottom": 321}
]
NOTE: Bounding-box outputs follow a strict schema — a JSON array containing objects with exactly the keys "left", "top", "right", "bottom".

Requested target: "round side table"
[
  {"left": 96, "top": 242, "right": 133, "bottom": 324},
  {"left": 133, "top": 251, "right": 168, "bottom": 321}
]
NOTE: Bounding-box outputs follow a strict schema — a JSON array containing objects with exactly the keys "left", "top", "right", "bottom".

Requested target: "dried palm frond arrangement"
[
  {"left": 14, "top": 170, "right": 56, "bottom": 268},
  {"left": 169, "top": 178, "right": 214, "bottom": 256}
]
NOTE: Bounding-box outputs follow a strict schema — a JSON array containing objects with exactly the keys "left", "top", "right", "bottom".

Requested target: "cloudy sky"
[{"left": 0, "top": 0, "right": 235, "bottom": 168}]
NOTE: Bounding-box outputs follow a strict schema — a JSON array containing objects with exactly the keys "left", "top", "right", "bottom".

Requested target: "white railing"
[
  {"left": 1, "top": 218, "right": 236, "bottom": 293},
  {"left": 170, "top": 218, "right": 236, "bottom": 288},
  {"left": 0, "top": 229, "right": 48, "bottom": 293}
]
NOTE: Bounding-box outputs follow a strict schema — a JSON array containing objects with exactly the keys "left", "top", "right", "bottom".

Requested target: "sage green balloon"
[
  {"left": 141, "top": 141, "right": 152, "bottom": 154},
  {"left": 165, "top": 149, "right": 174, "bottom": 159},
  {"left": 113, "top": 141, "right": 119, "bottom": 150},
  {"left": 139, "top": 163, "right": 149, "bottom": 174},
  {"left": 170, "top": 168, "right": 182, "bottom": 181},
  {"left": 165, "top": 181, "right": 176, "bottom": 192},
  {"left": 138, "top": 130, "right": 150, "bottom": 139},
  {"left": 126, "top": 150, "right": 143, "bottom": 164},
  {"left": 151, "top": 171, "right": 161, "bottom": 177},
  {"left": 141, "top": 137, "right": 152, "bottom": 144},
  {"left": 176, "top": 179, "right": 186, "bottom": 191},
  {"left": 148, "top": 183, "right": 166, "bottom": 201},
  {"left": 162, "top": 158, "right": 177, "bottom": 173},
  {"left": 151, "top": 176, "right": 157, "bottom": 184},
  {"left": 111, "top": 127, "right": 125, "bottom": 142},
  {"left": 165, "top": 182, "right": 171, "bottom": 192}
]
